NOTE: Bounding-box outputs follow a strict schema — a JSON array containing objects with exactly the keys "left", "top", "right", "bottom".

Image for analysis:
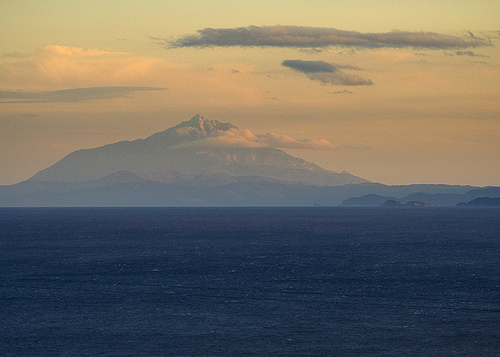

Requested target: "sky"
[{"left": 1, "top": 0, "right": 499, "bottom": 186}]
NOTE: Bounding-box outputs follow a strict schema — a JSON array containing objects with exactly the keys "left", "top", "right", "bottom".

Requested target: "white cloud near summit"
[
  {"left": 256, "top": 132, "right": 335, "bottom": 150},
  {"left": 178, "top": 127, "right": 335, "bottom": 150},
  {"left": 165, "top": 25, "right": 488, "bottom": 49}
]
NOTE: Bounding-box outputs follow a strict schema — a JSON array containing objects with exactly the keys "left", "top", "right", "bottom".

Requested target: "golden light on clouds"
[{"left": 2, "top": 46, "right": 164, "bottom": 89}]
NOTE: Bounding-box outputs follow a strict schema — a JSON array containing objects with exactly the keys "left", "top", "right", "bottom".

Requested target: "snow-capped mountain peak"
[{"left": 175, "top": 114, "right": 237, "bottom": 135}]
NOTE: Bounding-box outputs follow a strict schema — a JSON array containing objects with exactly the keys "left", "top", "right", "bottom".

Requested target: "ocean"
[{"left": 1, "top": 207, "right": 499, "bottom": 356}]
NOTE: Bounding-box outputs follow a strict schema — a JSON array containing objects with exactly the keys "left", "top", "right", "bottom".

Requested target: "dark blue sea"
[{"left": 1, "top": 207, "right": 499, "bottom": 356}]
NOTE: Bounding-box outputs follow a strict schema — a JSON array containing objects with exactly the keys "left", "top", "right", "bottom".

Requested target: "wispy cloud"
[
  {"left": 455, "top": 50, "right": 488, "bottom": 57},
  {"left": 0, "top": 86, "right": 166, "bottom": 103},
  {"left": 308, "top": 72, "right": 373, "bottom": 86},
  {"left": 0, "top": 45, "right": 167, "bottom": 89},
  {"left": 177, "top": 127, "right": 335, "bottom": 150},
  {"left": 0, "top": 46, "right": 265, "bottom": 107},
  {"left": 282, "top": 59, "right": 373, "bottom": 86},
  {"left": 256, "top": 132, "right": 335, "bottom": 150},
  {"left": 0, "top": 52, "right": 31, "bottom": 59},
  {"left": 443, "top": 50, "right": 489, "bottom": 57},
  {"left": 282, "top": 60, "right": 336, "bottom": 73},
  {"left": 328, "top": 89, "right": 354, "bottom": 95},
  {"left": 164, "top": 25, "right": 488, "bottom": 49}
]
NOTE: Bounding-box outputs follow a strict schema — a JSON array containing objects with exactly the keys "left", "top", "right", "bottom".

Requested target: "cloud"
[
  {"left": 282, "top": 59, "right": 372, "bottom": 86},
  {"left": 0, "top": 52, "right": 30, "bottom": 59},
  {"left": 455, "top": 50, "right": 487, "bottom": 57},
  {"left": 256, "top": 132, "right": 335, "bottom": 150},
  {"left": 0, "top": 46, "right": 266, "bottom": 108},
  {"left": 334, "top": 64, "right": 362, "bottom": 70},
  {"left": 328, "top": 89, "right": 354, "bottom": 95},
  {"left": 177, "top": 128, "right": 335, "bottom": 150},
  {"left": 165, "top": 25, "right": 488, "bottom": 49},
  {"left": 0, "top": 86, "right": 166, "bottom": 103},
  {"left": 0, "top": 45, "right": 167, "bottom": 90},
  {"left": 281, "top": 60, "right": 336, "bottom": 73},
  {"left": 307, "top": 72, "right": 373, "bottom": 86},
  {"left": 443, "top": 50, "right": 489, "bottom": 57}
]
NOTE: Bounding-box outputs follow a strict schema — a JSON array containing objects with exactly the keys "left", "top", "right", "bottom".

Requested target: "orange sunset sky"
[{"left": 1, "top": 0, "right": 499, "bottom": 186}]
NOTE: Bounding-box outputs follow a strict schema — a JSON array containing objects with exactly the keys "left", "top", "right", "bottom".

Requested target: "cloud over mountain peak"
[{"left": 172, "top": 115, "right": 335, "bottom": 150}]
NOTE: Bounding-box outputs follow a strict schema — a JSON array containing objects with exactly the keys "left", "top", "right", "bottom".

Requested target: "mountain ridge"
[{"left": 2, "top": 175, "right": 496, "bottom": 207}]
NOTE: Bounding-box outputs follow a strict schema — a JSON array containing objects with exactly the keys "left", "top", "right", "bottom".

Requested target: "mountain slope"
[{"left": 29, "top": 114, "right": 368, "bottom": 186}]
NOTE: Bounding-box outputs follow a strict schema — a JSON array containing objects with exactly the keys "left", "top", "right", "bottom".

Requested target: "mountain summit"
[
  {"left": 144, "top": 114, "right": 238, "bottom": 147},
  {"left": 29, "top": 114, "right": 368, "bottom": 185},
  {"left": 176, "top": 114, "right": 237, "bottom": 133}
]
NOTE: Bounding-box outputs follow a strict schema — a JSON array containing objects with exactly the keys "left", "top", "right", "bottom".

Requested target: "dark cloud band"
[
  {"left": 0, "top": 86, "right": 166, "bottom": 103},
  {"left": 282, "top": 60, "right": 336, "bottom": 73},
  {"left": 455, "top": 50, "right": 487, "bottom": 57},
  {"left": 282, "top": 59, "right": 372, "bottom": 86},
  {"left": 166, "top": 25, "right": 488, "bottom": 49}
]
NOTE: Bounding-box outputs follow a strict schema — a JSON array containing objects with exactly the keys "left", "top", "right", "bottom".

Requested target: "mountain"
[
  {"left": 30, "top": 114, "right": 367, "bottom": 186},
  {"left": 341, "top": 194, "right": 397, "bottom": 206},
  {"left": 2, "top": 114, "right": 498, "bottom": 207},
  {"left": 457, "top": 197, "right": 500, "bottom": 207},
  {"left": 341, "top": 186, "right": 500, "bottom": 207},
  {"left": 381, "top": 199, "right": 437, "bottom": 207},
  {"left": 1, "top": 174, "right": 497, "bottom": 207}
]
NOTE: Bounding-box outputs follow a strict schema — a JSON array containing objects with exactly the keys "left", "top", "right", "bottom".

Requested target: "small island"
[{"left": 381, "top": 199, "right": 437, "bottom": 207}]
